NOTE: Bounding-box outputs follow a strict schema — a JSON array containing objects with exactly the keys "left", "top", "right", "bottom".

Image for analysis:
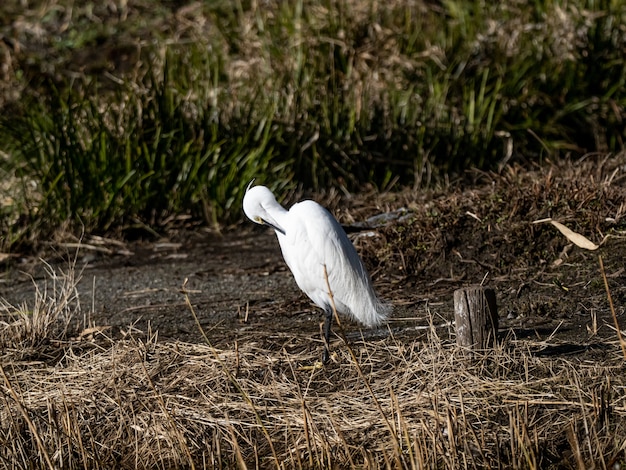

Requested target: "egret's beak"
[{"left": 261, "top": 218, "right": 286, "bottom": 236}]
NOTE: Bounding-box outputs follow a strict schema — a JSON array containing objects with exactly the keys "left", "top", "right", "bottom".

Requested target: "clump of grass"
[
  {"left": 2, "top": 49, "right": 292, "bottom": 243},
  {"left": 0, "top": 260, "right": 80, "bottom": 353}
]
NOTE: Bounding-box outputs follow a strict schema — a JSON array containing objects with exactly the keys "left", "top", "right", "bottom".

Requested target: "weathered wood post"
[{"left": 454, "top": 287, "right": 498, "bottom": 351}]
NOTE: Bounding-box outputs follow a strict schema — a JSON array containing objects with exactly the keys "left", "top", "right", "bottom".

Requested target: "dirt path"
[{"left": 2, "top": 221, "right": 622, "bottom": 363}]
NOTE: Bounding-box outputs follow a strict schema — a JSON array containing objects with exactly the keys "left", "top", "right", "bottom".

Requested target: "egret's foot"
[{"left": 322, "top": 348, "right": 330, "bottom": 364}]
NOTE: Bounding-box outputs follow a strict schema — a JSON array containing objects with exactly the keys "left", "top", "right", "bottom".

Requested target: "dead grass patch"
[{"left": 1, "top": 262, "right": 625, "bottom": 469}]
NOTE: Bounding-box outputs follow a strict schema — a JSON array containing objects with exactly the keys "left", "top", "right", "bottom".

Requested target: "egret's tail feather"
[
  {"left": 334, "top": 282, "right": 390, "bottom": 328},
  {"left": 358, "top": 291, "right": 391, "bottom": 328},
  {"left": 327, "top": 259, "right": 391, "bottom": 328}
]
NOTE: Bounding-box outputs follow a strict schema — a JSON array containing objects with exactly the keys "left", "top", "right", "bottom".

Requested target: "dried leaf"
[{"left": 550, "top": 220, "right": 599, "bottom": 250}]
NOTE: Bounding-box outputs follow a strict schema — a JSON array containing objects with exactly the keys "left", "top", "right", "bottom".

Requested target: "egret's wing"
[
  {"left": 287, "top": 201, "right": 367, "bottom": 312},
  {"left": 297, "top": 203, "right": 389, "bottom": 327}
]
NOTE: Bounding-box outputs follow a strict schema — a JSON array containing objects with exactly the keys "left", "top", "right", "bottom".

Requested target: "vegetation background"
[{"left": 0, "top": 0, "right": 624, "bottom": 250}]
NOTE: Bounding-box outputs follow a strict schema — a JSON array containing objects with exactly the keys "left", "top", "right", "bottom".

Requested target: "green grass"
[{"left": 0, "top": 0, "right": 625, "bottom": 249}]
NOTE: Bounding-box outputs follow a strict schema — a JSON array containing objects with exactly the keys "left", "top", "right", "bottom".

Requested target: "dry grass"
[
  {"left": 1, "top": 262, "right": 625, "bottom": 469},
  {"left": 0, "top": 260, "right": 79, "bottom": 353},
  {"left": 347, "top": 153, "right": 626, "bottom": 293}
]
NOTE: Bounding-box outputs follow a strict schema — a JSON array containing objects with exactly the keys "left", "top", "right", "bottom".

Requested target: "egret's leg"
[{"left": 322, "top": 308, "right": 333, "bottom": 363}]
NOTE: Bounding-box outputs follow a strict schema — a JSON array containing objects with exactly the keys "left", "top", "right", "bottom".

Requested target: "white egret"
[{"left": 243, "top": 184, "right": 390, "bottom": 362}]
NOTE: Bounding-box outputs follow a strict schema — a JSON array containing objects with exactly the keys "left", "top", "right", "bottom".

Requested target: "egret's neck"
[{"left": 264, "top": 198, "right": 289, "bottom": 234}]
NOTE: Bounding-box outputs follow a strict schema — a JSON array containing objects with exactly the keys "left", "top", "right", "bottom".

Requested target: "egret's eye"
[{"left": 254, "top": 216, "right": 263, "bottom": 224}]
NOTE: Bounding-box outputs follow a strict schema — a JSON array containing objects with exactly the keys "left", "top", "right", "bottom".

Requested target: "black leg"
[{"left": 322, "top": 308, "right": 333, "bottom": 364}]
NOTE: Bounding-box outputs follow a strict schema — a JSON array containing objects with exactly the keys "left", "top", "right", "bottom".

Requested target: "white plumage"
[{"left": 243, "top": 184, "right": 389, "bottom": 361}]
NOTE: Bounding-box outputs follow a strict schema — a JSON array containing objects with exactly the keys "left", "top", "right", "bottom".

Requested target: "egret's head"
[{"left": 243, "top": 184, "right": 286, "bottom": 235}]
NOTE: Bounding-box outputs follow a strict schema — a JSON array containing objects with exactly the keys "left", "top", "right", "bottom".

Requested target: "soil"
[
  {"left": 1, "top": 157, "right": 625, "bottom": 362},
  {"left": 2, "top": 230, "right": 407, "bottom": 357}
]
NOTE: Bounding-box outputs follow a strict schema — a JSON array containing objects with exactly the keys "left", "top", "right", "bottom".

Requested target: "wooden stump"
[{"left": 454, "top": 287, "right": 498, "bottom": 350}]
